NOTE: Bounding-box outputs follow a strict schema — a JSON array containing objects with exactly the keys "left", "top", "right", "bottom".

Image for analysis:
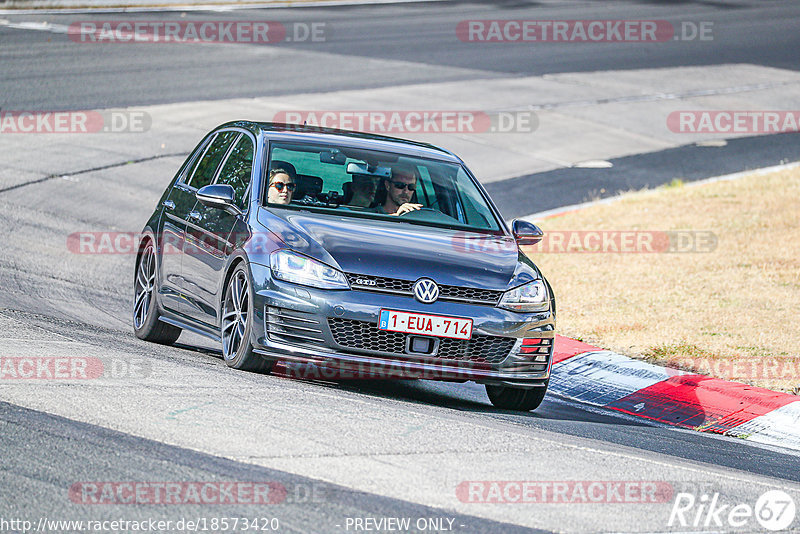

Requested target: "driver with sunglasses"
[
  {"left": 267, "top": 168, "right": 297, "bottom": 205},
  {"left": 374, "top": 165, "right": 423, "bottom": 216}
]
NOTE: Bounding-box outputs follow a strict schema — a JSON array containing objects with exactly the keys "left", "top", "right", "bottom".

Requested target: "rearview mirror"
[
  {"left": 196, "top": 184, "right": 242, "bottom": 217},
  {"left": 511, "top": 219, "right": 543, "bottom": 246},
  {"left": 346, "top": 162, "right": 391, "bottom": 177},
  {"left": 320, "top": 150, "right": 347, "bottom": 165}
]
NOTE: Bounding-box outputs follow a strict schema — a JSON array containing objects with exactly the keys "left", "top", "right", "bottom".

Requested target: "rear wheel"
[
  {"left": 133, "top": 241, "right": 182, "bottom": 344},
  {"left": 221, "top": 263, "right": 274, "bottom": 373},
  {"left": 485, "top": 383, "right": 548, "bottom": 411}
]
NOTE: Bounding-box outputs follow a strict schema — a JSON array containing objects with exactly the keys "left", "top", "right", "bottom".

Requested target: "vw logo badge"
[{"left": 413, "top": 278, "right": 439, "bottom": 304}]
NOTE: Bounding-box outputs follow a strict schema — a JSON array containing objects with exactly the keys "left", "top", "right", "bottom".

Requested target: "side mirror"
[
  {"left": 511, "top": 219, "right": 543, "bottom": 246},
  {"left": 196, "top": 184, "right": 242, "bottom": 217}
]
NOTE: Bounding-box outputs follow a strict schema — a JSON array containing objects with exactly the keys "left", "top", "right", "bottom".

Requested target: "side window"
[
  {"left": 179, "top": 135, "right": 213, "bottom": 184},
  {"left": 216, "top": 134, "right": 254, "bottom": 210},
  {"left": 187, "top": 131, "right": 239, "bottom": 190}
]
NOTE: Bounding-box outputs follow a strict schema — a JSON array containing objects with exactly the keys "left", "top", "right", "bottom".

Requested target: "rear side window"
[
  {"left": 216, "top": 135, "right": 254, "bottom": 210},
  {"left": 187, "top": 131, "right": 239, "bottom": 190}
]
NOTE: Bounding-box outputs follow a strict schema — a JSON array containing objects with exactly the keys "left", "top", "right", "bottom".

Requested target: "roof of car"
[{"left": 218, "top": 121, "right": 463, "bottom": 163}]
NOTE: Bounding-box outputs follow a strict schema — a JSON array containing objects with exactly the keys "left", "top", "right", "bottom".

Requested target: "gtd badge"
[
  {"left": 413, "top": 278, "right": 439, "bottom": 304},
  {"left": 355, "top": 278, "right": 377, "bottom": 286}
]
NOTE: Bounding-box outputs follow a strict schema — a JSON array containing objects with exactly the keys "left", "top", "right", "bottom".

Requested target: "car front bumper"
[{"left": 249, "top": 263, "right": 555, "bottom": 388}]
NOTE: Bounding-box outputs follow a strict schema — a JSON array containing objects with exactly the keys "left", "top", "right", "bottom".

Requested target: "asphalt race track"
[
  {"left": 1, "top": 1, "right": 800, "bottom": 533},
  {"left": 2, "top": 0, "right": 800, "bottom": 110}
]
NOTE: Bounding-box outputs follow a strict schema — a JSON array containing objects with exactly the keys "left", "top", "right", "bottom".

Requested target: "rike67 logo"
[{"left": 669, "top": 489, "right": 796, "bottom": 531}]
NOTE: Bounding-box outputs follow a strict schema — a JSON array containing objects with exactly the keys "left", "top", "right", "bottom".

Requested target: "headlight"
[
  {"left": 269, "top": 250, "right": 349, "bottom": 290},
  {"left": 498, "top": 280, "right": 548, "bottom": 312}
]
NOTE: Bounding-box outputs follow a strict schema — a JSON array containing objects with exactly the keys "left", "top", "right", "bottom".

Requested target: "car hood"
[{"left": 257, "top": 208, "right": 531, "bottom": 290}]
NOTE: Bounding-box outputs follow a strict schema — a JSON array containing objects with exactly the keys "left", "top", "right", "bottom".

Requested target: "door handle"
[
  {"left": 188, "top": 211, "right": 201, "bottom": 221},
  {"left": 162, "top": 200, "right": 175, "bottom": 210}
]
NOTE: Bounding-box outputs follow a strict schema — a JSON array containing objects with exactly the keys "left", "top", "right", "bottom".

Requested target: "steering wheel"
[
  {"left": 398, "top": 207, "right": 438, "bottom": 216},
  {"left": 398, "top": 208, "right": 460, "bottom": 224}
]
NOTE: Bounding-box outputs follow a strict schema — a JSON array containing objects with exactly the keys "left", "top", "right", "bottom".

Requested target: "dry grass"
[{"left": 523, "top": 166, "right": 800, "bottom": 393}]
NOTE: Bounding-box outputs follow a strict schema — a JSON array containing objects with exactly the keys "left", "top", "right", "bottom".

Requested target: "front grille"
[
  {"left": 329, "top": 318, "right": 407, "bottom": 354},
  {"left": 438, "top": 283, "right": 502, "bottom": 304},
  {"left": 328, "top": 318, "right": 515, "bottom": 365},
  {"left": 347, "top": 274, "right": 413, "bottom": 293},
  {"left": 437, "top": 334, "right": 517, "bottom": 364},
  {"left": 265, "top": 307, "right": 325, "bottom": 347},
  {"left": 345, "top": 273, "right": 503, "bottom": 305}
]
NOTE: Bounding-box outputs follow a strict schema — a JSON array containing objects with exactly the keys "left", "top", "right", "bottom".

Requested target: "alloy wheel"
[
  {"left": 133, "top": 244, "right": 156, "bottom": 329},
  {"left": 222, "top": 270, "right": 249, "bottom": 360}
]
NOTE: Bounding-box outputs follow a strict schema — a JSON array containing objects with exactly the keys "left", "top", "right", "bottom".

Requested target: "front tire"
[
  {"left": 485, "top": 383, "right": 548, "bottom": 411},
  {"left": 133, "top": 241, "right": 182, "bottom": 344},
  {"left": 221, "top": 263, "right": 274, "bottom": 373}
]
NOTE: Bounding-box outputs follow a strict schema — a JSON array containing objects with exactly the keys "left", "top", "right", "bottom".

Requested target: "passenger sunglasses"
[
  {"left": 390, "top": 181, "right": 416, "bottom": 192},
  {"left": 271, "top": 182, "right": 297, "bottom": 192}
]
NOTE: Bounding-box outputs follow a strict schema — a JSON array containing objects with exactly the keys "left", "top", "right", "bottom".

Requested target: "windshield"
[{"left": 263, "top": 142, "right": 503, "bottom": 233}]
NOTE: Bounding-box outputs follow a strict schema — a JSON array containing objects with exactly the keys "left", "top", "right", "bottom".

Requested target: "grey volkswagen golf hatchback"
[{"left": 134, "top": 122, "right": 555, "bottom": 411}]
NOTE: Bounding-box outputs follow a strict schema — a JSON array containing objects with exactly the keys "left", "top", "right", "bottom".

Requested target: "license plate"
[{"left": 378, "top": 309, "right": 473, "bottom": 340}]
